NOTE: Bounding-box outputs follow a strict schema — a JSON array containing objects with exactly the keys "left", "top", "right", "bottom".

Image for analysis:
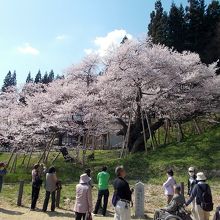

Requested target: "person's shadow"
[
  {"left": 0, "top": 208, "right": 24, "bottom": 215},
  {"left": 46, "top": 210, "right": 74, "bottom": 218}
]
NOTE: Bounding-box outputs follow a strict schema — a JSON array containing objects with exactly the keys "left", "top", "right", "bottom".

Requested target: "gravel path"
[{"left": 0, "top": 205, "right": 115, "bottom": 220}]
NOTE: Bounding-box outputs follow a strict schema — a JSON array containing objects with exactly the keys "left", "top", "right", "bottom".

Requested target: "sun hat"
[
  {"left": 188, "top": 167, "right": 195, "bottom": 172},
  {"left": 115, "top": 165, "right": 124, "bottom": 176},
  {"left": 79, "top": 173, "right": 91, "bottom": 184},
  {"left": 196, "top": 172, "right": 207, "bottom": 181}
]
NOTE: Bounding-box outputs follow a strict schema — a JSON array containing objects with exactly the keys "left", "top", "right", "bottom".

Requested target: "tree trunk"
[
  {"left": 117, "top": 117, "right": 164, "bottom": 153},
  {"left": 176, "top": 122, "right": 184, "bottom": 142}
]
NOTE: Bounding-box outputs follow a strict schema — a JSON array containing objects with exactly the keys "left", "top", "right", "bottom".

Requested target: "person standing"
[
  {"left": 188, "top": 167, "right": 197, "bottom": 196},
  {"left": 113, "top": 166, "right": 132, "bottom": 220},
  {"left": 163, "top": 169, "right": 176, "bottom": 204},
  {"left": 74, "top": 174, "right": 93, "bottom": 220},
  {"left": 42, "top": 166, "right": 58, "bottom": 212},
  {"left": 93, "top": 166, "right": 110, "bottom": 216},
  {"left": 0, "top": 162, "right": 7, "bottom": 193},
  {"left": 188, "top": 167, "right": 197, "bottom": 220},
  {"left": 85, "top": 168, "right": 93, "bottom": 188},
  {"left": 186, "top": 172, "right": 213, "bottom": 220},
  {"left": 31, "top": 164, "right": 43, "bottom": 210}
]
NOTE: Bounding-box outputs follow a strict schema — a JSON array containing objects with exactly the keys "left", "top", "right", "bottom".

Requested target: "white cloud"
[
  {"left": 17, "top": 43, "right": 39, "bottom": 55},
  {"left": 56, "top": 34, "right": 69, "bottom": 41},
  {"left": 85, "top": 29, "right": 132, "bottom": 56},
  {"left": 84, "top": 49, "right": 93, "bottom": 55}
]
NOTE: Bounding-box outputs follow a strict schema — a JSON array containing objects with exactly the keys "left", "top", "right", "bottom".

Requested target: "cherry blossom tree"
[{"left": 0, "top": 39, "right": 219, "bottom": 154}]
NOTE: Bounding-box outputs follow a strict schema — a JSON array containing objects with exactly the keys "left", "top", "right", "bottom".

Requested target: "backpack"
[
  {"left": 213, "top": 206, "right": 220, "bottom": 220},
  {"left": 198, "top": 184, "right": 213, "bottom": 212}
]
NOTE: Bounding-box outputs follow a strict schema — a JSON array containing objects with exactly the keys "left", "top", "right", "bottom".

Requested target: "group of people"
[
  {"left": 31, "top": 163, "right": 60, "bottom": 212},
  {"left": 0, "top": 161, "right": 216, "bottom": 220},
  {"left": 30, "top": 163, "right": 133, "bottom": 220},
  {"left": 74, "top": 165, "right": 133, "bottom": 220},
  {"left": 157, "top": 167, "right": 214, "bottom": 220}
]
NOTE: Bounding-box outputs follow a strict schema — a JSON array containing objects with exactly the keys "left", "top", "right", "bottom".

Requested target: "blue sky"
[{"left": 0, "top": 0, "right": 212, "bottom": 86}]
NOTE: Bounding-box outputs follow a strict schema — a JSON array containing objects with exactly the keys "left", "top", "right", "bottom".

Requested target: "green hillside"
[{"left": 0, "top": 125, "right": 220, "bottom": 184}]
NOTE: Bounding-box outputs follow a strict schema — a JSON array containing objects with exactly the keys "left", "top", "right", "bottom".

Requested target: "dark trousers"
[
  {"left": 31, "top": 185, "right": 40, "bottom": 209},
  {"left": 75, "top": 212, "right": 86, "bottom": 220},
  {"left": 0, "top": 176, "right": 3, "bottom": 193},
  {"left": 42, "top": 191, "right": 56, "bottom": 212},
  {"left": 94, "top": 189, "right": 109, "bottom": 216}
]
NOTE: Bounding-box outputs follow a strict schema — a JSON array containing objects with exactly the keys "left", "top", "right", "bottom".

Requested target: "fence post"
[
  {"left": 56, "top": 181, "right": 62, "bottom": 208},
  {"left": 17, "top": 180, "right": 24, "bottom": 206},
  {"left": 180, "top": 182, "right": 184, "bottom": 196}
]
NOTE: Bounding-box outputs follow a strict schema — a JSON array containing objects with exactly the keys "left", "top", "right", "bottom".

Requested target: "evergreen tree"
[
  {"left": 202, "top": 0, "right": 220, "bottom": 64},
  {"left": 11, "top": 71, "right": 17, "bottom": 86},
  {"left": 185, "top": 0, "right": 206, "bottom": 53},
  {"left": 42, "top": 72, "right": 49, "bottom": 84},
  {"left": 48, "top": 70, "right": 55, "bottom": 83},
  {"left": 34, "top": 70, "right": 42, "bottom": 84},
  {"left": 121, "top": 35, "right": 128, "bottom": 44},
  {"left": 56, "top": 74, "right": 64, "bottom": 80},
  {"left": 2, "top": 71, "right": 12, "bottom": 92},
  {"left": 26, "top": 72, "right": 33, "bottom": 83},
  {"left": 148, "top": 0, "right": 169, "bottom": 45},
  {"left": 168, "top": 4, "right": 186, "bottom": 51}
]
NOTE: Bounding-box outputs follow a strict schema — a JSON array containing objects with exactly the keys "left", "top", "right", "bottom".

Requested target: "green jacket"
[{"left": 97, "top": 171, "right": 110, "bottom": 190}]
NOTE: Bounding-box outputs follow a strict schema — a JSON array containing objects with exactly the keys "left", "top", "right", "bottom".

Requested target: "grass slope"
[{"left": 0, "top": 125, "right": 219, "bottom": 184}]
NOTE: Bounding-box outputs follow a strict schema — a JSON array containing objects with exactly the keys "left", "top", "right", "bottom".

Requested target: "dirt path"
[
  {"left": 0, "top": 203, "right": 149, "bottom": 220},
  {"left": 0, "top": 205, "right": 115, "bottom": 220}
]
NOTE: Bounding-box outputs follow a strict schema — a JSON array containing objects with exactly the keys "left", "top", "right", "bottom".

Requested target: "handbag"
[{"left": 86, "top": 212, "right": 92, "bottom": 220}]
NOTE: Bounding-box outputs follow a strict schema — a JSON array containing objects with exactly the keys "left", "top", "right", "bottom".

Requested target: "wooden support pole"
[
  {"left": 17, "top": 180, "right": 24, "bottom": 206},
  {"left": 141, "top": 110, "right": 148, "bottom": 153},
  {"left": 44, "top": 134, "right": 56, "bottom": 163},
  {"left": 157, "top": 129, "right": 161, "bottom": 145},
  {"left": 26, "top": 147, "right": 34, "bottom": 169},
  {"left": 21, "top": 153, "right": 27, "bottom": 166},
  {"left": 180, "top": 182, "right": 184, "bottom": 196},
  {"left": 56, "top": 188, "right": 61, "bottom": 208},
  {"left": 82, "top": 135, "right": 86, "bottom": 167},
  {"left": 120, "top": 114, "right": 132, "bottom": 158},
  {"left": 193, "top": 119, "right": 202, "bottom": 134},
  {"left": 10, "top": 154, "right": 17, "bottom": 173},
  {"left": 38, "top": 134, "right": 55, "bottom": 164},
  {"left": 51, "top": 152, "right": 61, "bottom": 164},
  {"left": 164, "top": 119, "right": 169, "bottom": 145},
  {"left": 146, "top": 114, "right": 155, "bottom": 150},
  {"left": 6, "top": 149, "right": 15, "bottom": 168},
  {"left": 13, "top": 154, "right": 17, "bottom": 173}
]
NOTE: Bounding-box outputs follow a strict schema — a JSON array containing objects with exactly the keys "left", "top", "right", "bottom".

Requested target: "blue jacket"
[
  {"left": 186, "top": 182, "right": 212, "bottom": 206},
  {"left": 0, "top": 168, "right": 7, "bottom": 176}
]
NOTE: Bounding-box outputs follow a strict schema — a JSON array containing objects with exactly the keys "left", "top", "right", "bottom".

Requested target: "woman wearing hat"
[
  {"left": 186, "top": 172, "right": 213, "bottom": 220},
  {"left": 74, "top": 173, "right": 93, "bottom": 220}
]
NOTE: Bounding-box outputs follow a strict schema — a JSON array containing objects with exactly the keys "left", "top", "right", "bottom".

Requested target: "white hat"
[
  {"left": 196, "top": 172, "right": 207, "bottom": 181},
  {"left": 79, "top": 174, "right": 91, "bottom": 184}
]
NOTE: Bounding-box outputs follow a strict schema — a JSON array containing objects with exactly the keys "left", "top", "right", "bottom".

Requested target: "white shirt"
[{"left": 163, "top": 176, "right": 176, "bottom": 196}]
